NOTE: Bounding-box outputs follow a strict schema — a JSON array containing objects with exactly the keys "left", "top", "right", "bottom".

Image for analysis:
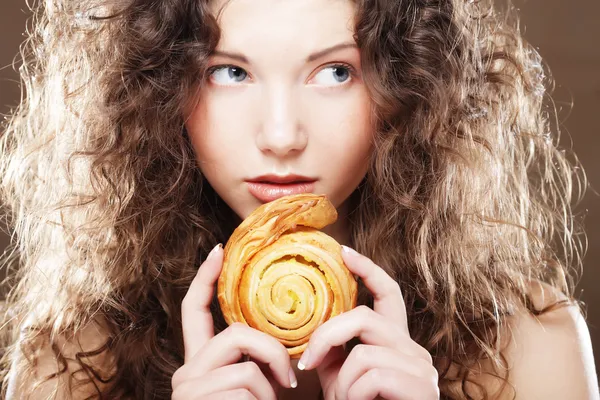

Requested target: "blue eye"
[
  {"left": 207, "top": 65, "right": 249, "bottom": 85},
  {"left": 205, "top": 63, "right": 356, "bottom": 87},
  {"left": 312, "top": 64, "right": 353, "bottom": 85}
]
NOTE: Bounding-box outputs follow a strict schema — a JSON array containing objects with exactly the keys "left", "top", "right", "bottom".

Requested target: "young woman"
[{"left": 0, "top": 0, "right": 597, "bottom": 398}]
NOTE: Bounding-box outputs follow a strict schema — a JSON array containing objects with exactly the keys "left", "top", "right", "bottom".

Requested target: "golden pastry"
[{"left": 217, "top": 193, "right": 358, "bottom": 358}]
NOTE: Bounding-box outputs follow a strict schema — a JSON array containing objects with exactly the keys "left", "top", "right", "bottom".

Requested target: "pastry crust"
[{"left": 217, "top": 193, "right": 358, "bottom": 358}]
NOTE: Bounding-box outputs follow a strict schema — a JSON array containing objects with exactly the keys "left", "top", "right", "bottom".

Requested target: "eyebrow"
[{"left": 210, "top": 42, "right": 358, "bottom": 64}]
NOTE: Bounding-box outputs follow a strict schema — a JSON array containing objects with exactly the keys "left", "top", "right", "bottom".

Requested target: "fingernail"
[
  {"left": 297, "top": 348, "right": 310, "bottom": 370},
  {"left": 341, "top": 245, "right": 358, "bottom": 256},
  {"left": 208, "top": 243, "right": 223, "bottom": 259},
  {"left": 288, "top": 367, "right": 297, "bottom": 388}
]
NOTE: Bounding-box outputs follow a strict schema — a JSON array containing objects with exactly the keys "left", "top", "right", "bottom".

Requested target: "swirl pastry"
[{"left": 217, "top": 193, "right": 358, "bottom": 358}]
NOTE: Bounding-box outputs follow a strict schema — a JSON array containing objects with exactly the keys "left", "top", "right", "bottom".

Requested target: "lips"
[
  {"left": 246, "top": 181, "right": 316, "bottom": 203},
  {"left": 246, "top": 175, "right": 317, "bottom": 202},
  {"left": 247, "top": 174, "right": 316, "bottom": 184}
]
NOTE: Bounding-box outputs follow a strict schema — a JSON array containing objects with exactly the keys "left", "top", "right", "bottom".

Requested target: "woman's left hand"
[{"left": 297, "top": 245, "right": 440, "bottom": 400}]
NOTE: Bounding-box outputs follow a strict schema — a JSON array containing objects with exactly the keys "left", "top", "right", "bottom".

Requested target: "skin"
[
  {"left": 3, "top": 0, "right": 598, "bottom": 397},
  {"left": 172, "top": 244, "right": 439, "bottom": 400},
  {"left": 181, "top": 0, "right": 440, "bottom": 394},
  {"left": 171, "top": 244, "right": 600, "bottom": 400},
  {"left": 177, "top": 0, "right": 600, "bottom": 399},
  {"left": 184, "top": 0, "right": 374, "bottom": 247}
]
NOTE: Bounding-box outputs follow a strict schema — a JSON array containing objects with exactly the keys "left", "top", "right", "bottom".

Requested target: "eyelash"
[{"left": 205, "top": 62, "right": 357, "bottom": 85}]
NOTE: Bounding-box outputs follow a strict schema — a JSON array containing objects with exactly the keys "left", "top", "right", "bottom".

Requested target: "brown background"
[{"left": 1, "top": 0, "right": 599, "bottom": 376}]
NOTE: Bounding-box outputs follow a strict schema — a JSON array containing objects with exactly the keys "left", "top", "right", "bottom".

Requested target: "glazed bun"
[{"left": 217, "top": 193, "right": 358, "bottom": 358}]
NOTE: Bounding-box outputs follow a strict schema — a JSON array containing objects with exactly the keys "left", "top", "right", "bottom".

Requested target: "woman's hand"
[
  {"left": 171, "top": 244, "right": 297, "bottom": 400},
  {"left": 298, "top": 245, "right": 440, "bottom": 400}
]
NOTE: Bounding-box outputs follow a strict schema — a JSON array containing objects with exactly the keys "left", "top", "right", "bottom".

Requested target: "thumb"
[
  {"left": 181, "top": 243, "right": 223, "bottom": 363},
  {"left": 315, "top": 345, "right": 346, "bottom": 396}
]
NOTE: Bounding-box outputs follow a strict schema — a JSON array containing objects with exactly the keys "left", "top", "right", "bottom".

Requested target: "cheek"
[
  {"left": 185, "top": 97, "right": 248, "bottom": 171},
  {"left": 311, "top": 89, "right": 374, "bottom": 165}
]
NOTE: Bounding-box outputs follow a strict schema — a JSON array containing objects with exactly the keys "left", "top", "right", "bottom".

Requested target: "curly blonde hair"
[{"left": 0, "top": 0, "right": 588, "bottom": 398}]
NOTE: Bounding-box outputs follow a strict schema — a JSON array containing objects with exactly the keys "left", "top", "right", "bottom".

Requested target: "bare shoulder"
[
  {"left": 489, "top": 280, "right": 599, "bottom": 399},
  {"left": 6, "top": 316, "right": 116, "bottom": 399}
]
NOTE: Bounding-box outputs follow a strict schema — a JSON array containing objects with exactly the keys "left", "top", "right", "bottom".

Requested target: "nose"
[{"left": 255, "top": 87, "right": 307, "bottom": 157}]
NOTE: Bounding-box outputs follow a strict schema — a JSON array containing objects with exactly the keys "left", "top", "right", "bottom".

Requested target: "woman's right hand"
[{"left": 171, "top": 243, "right": 298, "bottom": 400}]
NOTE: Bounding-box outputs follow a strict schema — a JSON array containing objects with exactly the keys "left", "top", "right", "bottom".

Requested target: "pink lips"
[{"left": 246, "top": 181, "right": 316, "bottom": 203}]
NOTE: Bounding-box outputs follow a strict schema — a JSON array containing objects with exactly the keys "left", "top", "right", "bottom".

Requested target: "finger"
[
  {"left": 348, "top": 367, "right": 440, "bottom": 400},
  {"left": 341, "top": 245, "right": 408, "bottom": 328},
  {"left": 181, "top": 322, "right": 295, "bottom": 389},
  {"left": 181, "top": 243, "right": 223, "bottom": 363},
  {"left": 172, "top": 362, "right": 276, "bottom": 400},
  {"left": 205, "top": 389, "right": 257, "bottom": 400},
  {"left": 299, "top": 305, "right": 423, "bottom": 370},
  {"left": 335, "top": 344, "right": 435, "bottom": 400}
]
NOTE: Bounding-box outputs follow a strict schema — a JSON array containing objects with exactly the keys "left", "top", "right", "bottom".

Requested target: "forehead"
[{"left": 209, "top": 0, "right": 357, "bottom": 54}]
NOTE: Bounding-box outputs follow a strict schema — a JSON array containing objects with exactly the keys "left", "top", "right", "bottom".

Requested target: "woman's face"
[{"left": 185, "top": 0, "right": 374, "bottom": 221}]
